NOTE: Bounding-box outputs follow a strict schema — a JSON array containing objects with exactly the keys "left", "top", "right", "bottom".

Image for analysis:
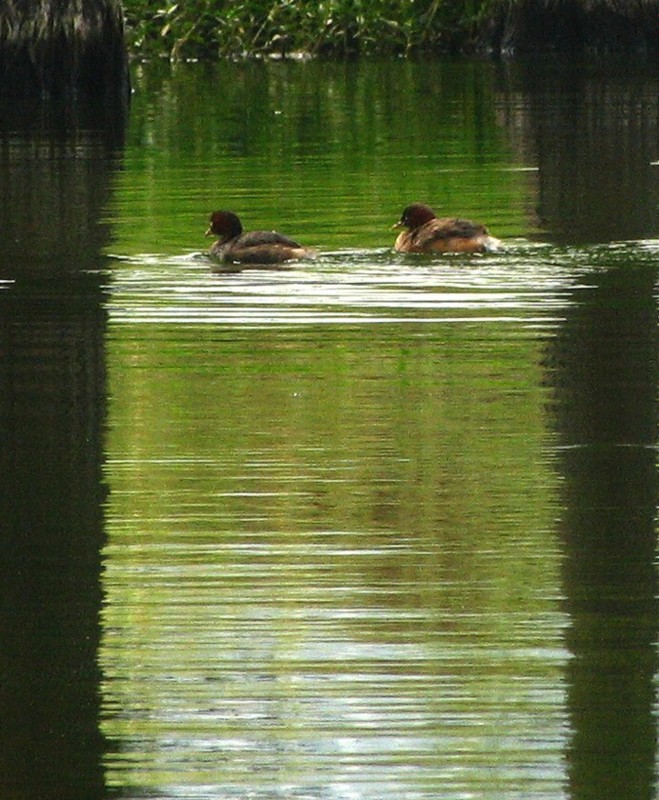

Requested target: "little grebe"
[
  {"left": 206, "top": 210, "right": 315, "bottom": 264},
  {"left": 393, "top": 203, "right": 500, "bottom": 254}
]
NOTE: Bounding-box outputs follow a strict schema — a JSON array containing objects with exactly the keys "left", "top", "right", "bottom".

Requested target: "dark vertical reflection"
[
  {"left": 497, "top": 60, "right": 659, "bottom": 800},
  {"left": 549, "top": 264, "right": 658, "bottom": 800},
  {"left": 0, "top": 98, "right": 124, "bottom": 799},
  {"left": 496, "top": 58, "right": 659, "bottom": 243}
]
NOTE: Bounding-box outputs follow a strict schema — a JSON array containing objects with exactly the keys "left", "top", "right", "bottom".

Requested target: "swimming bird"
[
  {"left": 393, "top": 203, "right": 500, "bottom": 254},
  {"left": 206, "top": 210, "right": 315, "bottom": 264}
]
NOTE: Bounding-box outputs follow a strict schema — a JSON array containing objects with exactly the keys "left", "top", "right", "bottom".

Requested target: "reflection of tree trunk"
[
  {"left": 0, "top": 104, "right": 123, "bottom": 799},
  {"left": 0, "top": 279, "right": 109, "bottom": 800},
  {"left": 496, "top": 60, "right": 659, "bottom": 244},
  {"left": 0, "top": 0, "right": 129, "bottom": 101},
  {"left": 0, "top": 99, "right": 124, "bottom": 273},
  {"left": 503, "top": 61, "right": 659, "bottom": 800},
  {"left": 547, "top": 266, "right": 658, "bottom": 800},
  {"left": 485, "top": 0, "right": 659, "bottom": 54}
]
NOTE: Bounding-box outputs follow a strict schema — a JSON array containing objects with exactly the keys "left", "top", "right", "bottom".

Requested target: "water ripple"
[{"left": 107, "top": 241, "right": 583, "bottom": 328}]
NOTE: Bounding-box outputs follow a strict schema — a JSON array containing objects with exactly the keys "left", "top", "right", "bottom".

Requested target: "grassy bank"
[{"left": 122, "top": 0, "right": 493, "bottom": 60}]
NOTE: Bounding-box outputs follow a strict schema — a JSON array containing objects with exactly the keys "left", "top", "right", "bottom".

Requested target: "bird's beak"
[
  {"left": 391, "top": 220, "right": 403, "bottom": 230},
  {"left": 205, "top": 226, "right": 213, "bottom": 237}
]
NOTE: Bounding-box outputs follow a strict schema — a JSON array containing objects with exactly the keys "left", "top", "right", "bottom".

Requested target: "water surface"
[{"left": 0, "top": 58, "right": 657, "bottom": 800}]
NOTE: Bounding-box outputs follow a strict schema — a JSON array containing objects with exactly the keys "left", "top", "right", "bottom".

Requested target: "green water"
[
  {"left": 109, "top": 59, "right": 529, "bottom": 254},
  {"left": 0, "top": 57, "right": 657, "bottom": 800}
]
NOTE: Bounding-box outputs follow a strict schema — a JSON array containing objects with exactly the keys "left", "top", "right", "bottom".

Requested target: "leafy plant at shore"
[{"left": 123, "top": 0, "right": 491, "bottom": 60}]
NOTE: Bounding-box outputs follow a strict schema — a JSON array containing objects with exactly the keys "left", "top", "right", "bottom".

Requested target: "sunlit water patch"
[
  {"left": 97, "top": 58, "right": 659, "bottom": 800},
  {"left": 100, "top": 232, "right": 659, "bottom": 800},
  {"left": 101, "top": 237, "right": 574, "bottom": 799},
  {"left": 106, "top": 241, "right": 580, "bottom": 328}
]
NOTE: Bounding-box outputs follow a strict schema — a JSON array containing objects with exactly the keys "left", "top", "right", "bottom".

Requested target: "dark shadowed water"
[{"left": 0, "top": 58, "right": 657, "bottom": 800}]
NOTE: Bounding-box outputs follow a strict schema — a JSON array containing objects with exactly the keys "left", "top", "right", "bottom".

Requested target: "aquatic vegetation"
[{"left": 122, "top": 0, "right": 490, "bottom": 59}]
